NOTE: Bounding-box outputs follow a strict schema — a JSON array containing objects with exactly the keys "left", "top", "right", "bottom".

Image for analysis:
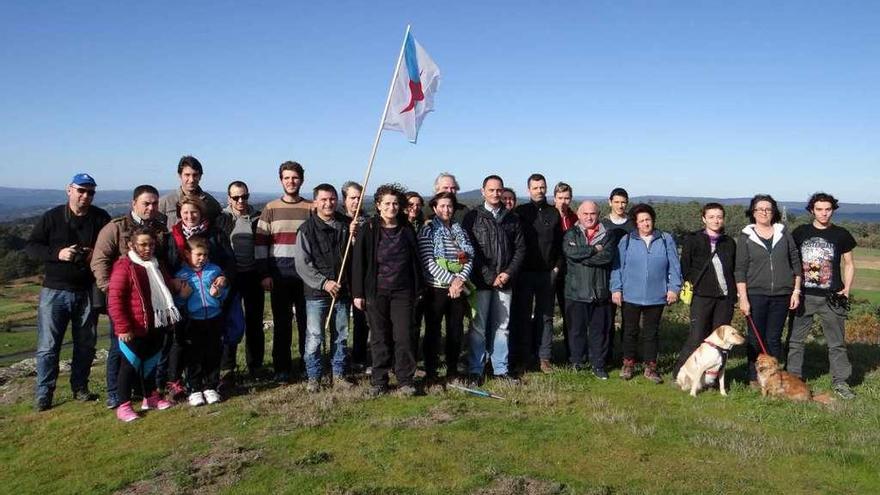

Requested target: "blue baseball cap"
[{"left": 71, "top": 173, "right": 97, "bottom": 187}]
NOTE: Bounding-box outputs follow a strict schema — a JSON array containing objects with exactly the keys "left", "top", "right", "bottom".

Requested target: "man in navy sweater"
[{"left": 26, "top": 173, "right": 110, "bottom": 411}]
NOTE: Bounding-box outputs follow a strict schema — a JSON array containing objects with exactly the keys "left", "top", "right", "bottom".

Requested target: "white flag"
[{"left": 382, "top": 32, "right": 440, "bottom": 143}]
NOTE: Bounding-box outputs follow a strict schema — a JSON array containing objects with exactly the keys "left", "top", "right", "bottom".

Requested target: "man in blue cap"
[{"left": 26, "top": 173, "right": 111, "bottom": 411}]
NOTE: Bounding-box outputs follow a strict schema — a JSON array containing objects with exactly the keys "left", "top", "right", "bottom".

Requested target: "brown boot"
[
  {"left": 643, "top": 362, "right": 663, "bottom": 384},
  {"left": 620, "top": 359, "right": 635, "bottom": 380},
  {"left": 540, "top": 359, "right": 553, "bottom": 374}
]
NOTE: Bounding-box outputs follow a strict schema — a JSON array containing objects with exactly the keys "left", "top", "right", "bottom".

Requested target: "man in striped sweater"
[{"left": 256, "top": 161, "right": 313, "bottom": 382}]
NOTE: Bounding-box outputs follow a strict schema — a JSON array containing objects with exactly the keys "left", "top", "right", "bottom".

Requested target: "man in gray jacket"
[{"left": 158, "top": 155, "right": 222, "bottom": 228}]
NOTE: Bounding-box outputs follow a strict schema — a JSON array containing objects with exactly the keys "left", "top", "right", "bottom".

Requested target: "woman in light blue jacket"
[{"left": 611, "top": 203, "right": 682, "bottom": 384}]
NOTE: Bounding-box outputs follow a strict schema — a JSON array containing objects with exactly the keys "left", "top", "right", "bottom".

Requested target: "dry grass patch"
[{"left": 474, "top": 475, "right": 568, "bottom": 495}]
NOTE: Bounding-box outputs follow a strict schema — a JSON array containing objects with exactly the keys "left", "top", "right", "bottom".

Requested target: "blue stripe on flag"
[{"left": 403, "top": 33, "right": 420, "bottom": 82}]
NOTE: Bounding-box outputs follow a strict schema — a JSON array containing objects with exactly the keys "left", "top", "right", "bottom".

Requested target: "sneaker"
[
  {"left": 306, "top": 379, "right": 321, "bottom": 394},
  {"left": 166, "top": 381, "right": 187, "bottom": 400},
  {"left": 643, "top": 366, "right": 663, "bottom": 384},
  {"left": 620, "top": 364, "right": 635, "bottom": 381},
  {"left": 368, "top": 385, "right": 388, "bottom": 398},
  {"left": 116, "top": 401, "right": 139, "bottom": 422},
  {"left": 73, "top": 389, "right": 99, "bottom": 402},
  {"left": 218, "top": 372, "right": 236, "bottom": 396},
  {"left": 141, "top": 391, "right": 174, "bottom": 411},
  {"left": 333, "top": 376, "right": 355, "bottom": 390},
  {"left": 465, "top": 374, "right": 482, "bottom": 388},
  {"left": 540, "top": 359, "right": 553, "bottom": 374},
  {"left": 493, "top": 374, "right": 521, "bottom": 385},
  {"left": 203, "top": 389, "right": 221, "bottom": 404},
  {"left": 397, "top": 384, "right": 417, "bottom": 397},
  {"left": 833, "top": 383, "right": 856, "bottom": 400},
  {"left": 106, "top": 393, "right": 120, "bottom": 410},
  {"left": 593, "top": 368, "right": 609, "bottom": 380},
  {"left": 188, "top": 392, "right": 206, "bottom": 407}
]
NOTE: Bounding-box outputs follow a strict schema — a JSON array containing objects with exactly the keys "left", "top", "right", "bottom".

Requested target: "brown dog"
[
  {"left": 755, "top": 353, "right": 834, "bottom": 405},
  {"left": 676, "top": 325, "right": 746, "bottom": 397}
]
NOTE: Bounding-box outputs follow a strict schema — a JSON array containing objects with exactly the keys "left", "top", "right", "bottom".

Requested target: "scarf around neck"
[
  {"left": 127, "top": 251, "right": 181, "bottom": 328},
  {"left": 431, "top": 217, "right": 474, "bottom": 262}
]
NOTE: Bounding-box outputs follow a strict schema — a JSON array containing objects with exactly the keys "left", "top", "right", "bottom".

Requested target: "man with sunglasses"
[
  {"left": 26, "top": 173, "right": 111, "bottom": 411},
  {"left": 216, "top": 181, "right": 265, "bottom": 381}
]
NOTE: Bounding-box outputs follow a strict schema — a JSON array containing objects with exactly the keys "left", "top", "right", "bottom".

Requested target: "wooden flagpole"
[{"left": 323, "top": 24, "right": 412, "bottom": 332}]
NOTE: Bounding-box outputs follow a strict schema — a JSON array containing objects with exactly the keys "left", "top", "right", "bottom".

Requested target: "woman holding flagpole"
[{"left": 352, "top": 184, "right": 423, "bottom": 397}]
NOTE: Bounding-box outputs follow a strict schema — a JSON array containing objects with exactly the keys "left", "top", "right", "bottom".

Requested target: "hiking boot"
[
  {"left": 35, "top": 398, "right": 52, "bottom": 412},
  {"left": 116, "top": 401, "right": 139, "bottom": 423},
  {"left": 540, "top": 359, "right": 553, "bottom": 374},
  {"left": 643, "top": 364, "right": 663, "bottom": 384},
  {"left": 188, "top": 392, "right": 206, "bottom": 407},
  {"left": 218, "top": 372, "right": 236, "bottom": 396},
  {"left": 368, "top": 385, "right": 388, "bottom": 398},
  {"left": 73, "top": 389, "right": 98, "bottom": 402},
  {"left": 833, "top": 383, "right": 856, "bottom": 400},
  {"left": 166, "top": 381, "right": 186, "bottom": 401},
  {"left": 620, "top": 359, "right": 636, "bottom": 381},
  {"left": 306, "top": 379, "right": 321, "bottom": 394},
  {"left": 203, "top": 389, "right": 221, "bottom": 404},
  {"left": 593, "top": 368, "right": 609, "bottom": 380},
  {"left": 141, "top": 391, "right": 174, "bottom": 411},
  {"left": 465, "top": 374, "right": 482, "bottom": 388}
]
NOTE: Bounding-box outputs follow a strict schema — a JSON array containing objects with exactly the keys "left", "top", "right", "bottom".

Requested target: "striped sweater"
[
  {"left": 417, "top": 221, "right": 474, "bottom": 288},
  {"left": 255, "top": 197, "right": 313, "bottom": 278}
]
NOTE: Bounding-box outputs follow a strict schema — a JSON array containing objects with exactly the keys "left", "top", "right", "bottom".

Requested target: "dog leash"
[{"left": 745, "top": 314, "right": 769, "bottom": 355}]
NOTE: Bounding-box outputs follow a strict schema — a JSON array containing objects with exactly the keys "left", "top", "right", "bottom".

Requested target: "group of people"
[{"left": 26, "top": 156, "right": 860, "bottom": 422}]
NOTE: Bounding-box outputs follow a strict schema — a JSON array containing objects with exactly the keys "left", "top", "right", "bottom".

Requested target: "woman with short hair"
[
  {"left": 734, "top": 194, "right": 801, "bottom": 385},
  {"left": 610, "top": 203, "right": 682, "bottom": 384},
  {"left": 352, "top": 184, "right": 423, "bottom": 396}
]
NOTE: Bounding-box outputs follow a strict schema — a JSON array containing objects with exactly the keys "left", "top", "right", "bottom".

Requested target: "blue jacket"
[
  {"left": 174, "top": 262, "right": 229, "bottom": 320},
  {"left": 610, "top": 230, "right": 682, "bottom": 306}
]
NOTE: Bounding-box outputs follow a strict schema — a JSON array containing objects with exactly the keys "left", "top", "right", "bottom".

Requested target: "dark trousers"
[
  {"left": 270, "top": 276, "right": 307, "bottom": 375},
  {"left": 673, "top": 295, "right": 734, "bottom": 375},
  {"left": 566, "top": 300, "right": 612, "bottom": 370},
  {"left": 747, "top": 293, "right": 790, "bottom": 380},
  {"left": 117, "top": 328, "right": 165, "bottom": 404},
  {"left": 183, "top": 317, "right": 224, "bottom": 392},
  {"left": 219, "top": 271, "right": 266, "bottom": 373},
  {"left": 423, "top": 287, "right": 467, "bottom": 376},
  {"left": 105, "top": 318, "right": 120, "bottom": 401},
  {"left": 367, "top": 289, "right": 416, "bottom": 387},
  {"left": 413, "top": 296, "right": 426, "bottom": 360},
  {"left": 621, "top": 303, "right": 665, "bottom": 364},
  {"left": 513, "top": 270, "right": 556, "bottom": 365},
  {"left": 351, "top": 306, "right": 370, "bottom": 367},
  {"left": 555, "top": 274, "right": 570, "bottom": 361}
]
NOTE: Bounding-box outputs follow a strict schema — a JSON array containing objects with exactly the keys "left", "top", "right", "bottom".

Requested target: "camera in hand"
[
  {"left": 827, "top": 292, "right": 850, "bottom": 312},
  {"left": 70, "top": 245, "right": 91, "bottom": 264}
]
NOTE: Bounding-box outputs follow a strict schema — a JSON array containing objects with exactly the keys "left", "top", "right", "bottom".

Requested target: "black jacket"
[
  {"left": 680, "top": 230, "right": 736, "bottom": 298},
  {"left": 462, "top": 206, "right": 526, "bottom": 290},
  {"left": 26, "top": 204, "right": 111, "bottom": 291},
  {"left": 514, "top": 199, "right": 562, "bottom": 272},
  {"left": 297, "top": 212, "right": 351, "bottom": 299},
  {"left": 351, "top": 217, "right": 422, "bottom": 299}
]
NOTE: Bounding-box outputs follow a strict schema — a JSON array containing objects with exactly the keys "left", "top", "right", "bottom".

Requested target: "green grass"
[{"left": 2, "top": 282, "right": 880, "bottom": 493}]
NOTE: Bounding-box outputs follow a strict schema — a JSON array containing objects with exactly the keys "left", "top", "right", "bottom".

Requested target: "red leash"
[{"left": 745, "top": 314, "right": 769, "bottom": 355}]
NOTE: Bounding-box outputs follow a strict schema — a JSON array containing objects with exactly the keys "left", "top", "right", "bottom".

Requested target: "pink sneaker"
[
  {"left": 141, "top": 391, "right": 174, "bottom": 411},
  {"left": 116, "top": 401, "right": 139, "bottom": 423}
]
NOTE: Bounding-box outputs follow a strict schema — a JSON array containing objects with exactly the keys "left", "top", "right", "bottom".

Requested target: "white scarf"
[{"left": 127, "top": 251, "right": 181, "bottom": 328}]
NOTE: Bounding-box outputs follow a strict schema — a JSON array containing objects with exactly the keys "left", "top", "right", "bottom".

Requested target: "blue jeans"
[
  {"left": 304, "top": 297, "right": 350, "bottom": 380},
  {"left": 469, "top": 288, "right": 512, "bottom": 376},
  {"left": 35, "top": 287, "right": 97, "bottom": 402},
  {"left": 105, "top": 317, "right": 120, "bottom": 403}
]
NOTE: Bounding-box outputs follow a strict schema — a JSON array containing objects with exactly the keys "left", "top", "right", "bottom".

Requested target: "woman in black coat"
[{"left": 672, "top": 203, "right": 737, "bottom": 376}]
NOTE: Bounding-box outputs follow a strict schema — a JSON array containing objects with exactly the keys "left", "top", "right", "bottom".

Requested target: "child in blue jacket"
[{"left": 175, "top": 236, "right": 229, "bottom": 406}]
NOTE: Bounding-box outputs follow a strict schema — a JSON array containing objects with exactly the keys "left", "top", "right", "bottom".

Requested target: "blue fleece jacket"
[
  {"left": 174, "top": 262, "right": 228, "bottom": 320},
  {"left": 610, "top": 230, "right": 682, "bottom": 306}
]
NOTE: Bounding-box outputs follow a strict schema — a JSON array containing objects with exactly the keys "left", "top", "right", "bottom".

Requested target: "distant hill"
[{"left": 0, "top": 187, "right": 278, "bottom": 221}]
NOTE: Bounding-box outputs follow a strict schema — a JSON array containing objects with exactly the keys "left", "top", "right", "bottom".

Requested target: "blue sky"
[{"left": 1, "top": 1, "right": 878, "bottom": 202}]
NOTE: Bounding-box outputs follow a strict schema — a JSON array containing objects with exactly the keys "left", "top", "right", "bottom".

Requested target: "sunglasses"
[
  {"left": 73, "top": 187, "right": 96, "bottom": 196},
  {"left": 230, "top": 194, "right": 250, "bottom": 202}
]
